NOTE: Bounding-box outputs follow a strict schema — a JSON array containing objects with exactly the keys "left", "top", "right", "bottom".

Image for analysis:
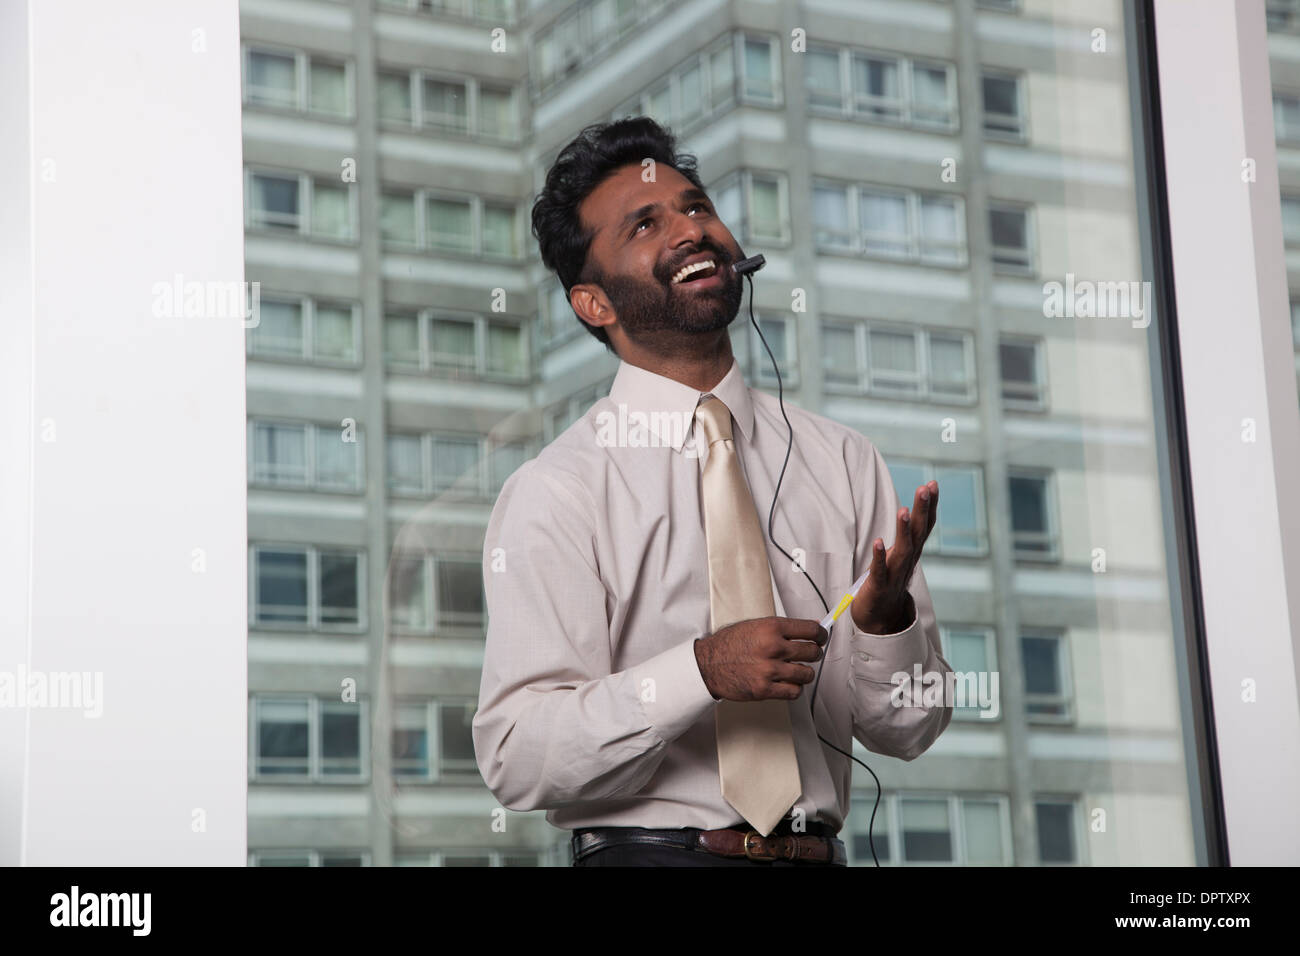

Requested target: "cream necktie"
[{"left": 694, "top": 395, "right": 801, "bottom": 837}]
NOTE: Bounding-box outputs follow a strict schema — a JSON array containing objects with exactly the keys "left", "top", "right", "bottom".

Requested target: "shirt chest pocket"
[{"left": 773, "top": 548, "right": 855, "bottom": 661}]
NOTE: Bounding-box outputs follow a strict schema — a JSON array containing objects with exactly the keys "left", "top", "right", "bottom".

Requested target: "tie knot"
[{"left": 694, "top": 395, "right": 733, "bottom": 447}]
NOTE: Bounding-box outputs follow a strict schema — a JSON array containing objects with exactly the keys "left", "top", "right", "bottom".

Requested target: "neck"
[{"left": 613, "top": 330, "right": 735, "bottom": 392}]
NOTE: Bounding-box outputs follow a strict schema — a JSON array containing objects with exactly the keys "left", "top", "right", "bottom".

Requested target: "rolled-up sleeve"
[
  {"left": 844, "top": 440, "right": 953, "bottom": 761},
  {"left": 472, "top": 460, "right": 717, "bottom": 811}
]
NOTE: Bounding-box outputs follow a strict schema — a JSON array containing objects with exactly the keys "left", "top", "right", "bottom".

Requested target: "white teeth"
[{"left": 672, "top": 259, "right": 716, "bottom": 284}]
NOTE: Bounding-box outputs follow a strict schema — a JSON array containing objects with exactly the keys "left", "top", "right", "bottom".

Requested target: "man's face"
[{"left": 573, "top": 164, "right": 746, "bottom": 348}]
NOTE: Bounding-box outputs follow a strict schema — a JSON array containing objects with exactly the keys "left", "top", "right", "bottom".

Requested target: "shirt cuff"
[
  {"left": 849, "top": 606, "right": 928, "bottom": 684},
  {"left": 629, "top": 637, "right": 718, "bottom": 743}
]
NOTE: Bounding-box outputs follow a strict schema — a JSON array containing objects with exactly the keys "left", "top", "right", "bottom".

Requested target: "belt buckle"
[{"left": 742, "top": 830, "right": 781, "bottom": 861}]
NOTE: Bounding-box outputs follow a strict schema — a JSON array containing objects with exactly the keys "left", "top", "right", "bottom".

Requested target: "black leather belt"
[{"left": 572, "top": 820, "right": 846, "bottom": 866}]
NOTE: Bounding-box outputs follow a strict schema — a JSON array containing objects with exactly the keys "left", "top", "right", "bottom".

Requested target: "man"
[{"left": 472, "top": 116, "right": 952, "bottom": 867}]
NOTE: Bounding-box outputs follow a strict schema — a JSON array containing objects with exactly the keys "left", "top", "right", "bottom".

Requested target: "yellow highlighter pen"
[{"left": 819, "top": 569, "right": 870, "bottom": 637}]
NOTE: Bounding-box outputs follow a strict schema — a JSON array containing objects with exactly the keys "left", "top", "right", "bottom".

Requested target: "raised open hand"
[{"left": 849, "top": 479, "right": 939, "bottom": 635}]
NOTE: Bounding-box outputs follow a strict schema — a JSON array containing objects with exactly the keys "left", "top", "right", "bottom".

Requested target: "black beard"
[{"left": 598, "top": 257, "right": 744, "bottom": 345}]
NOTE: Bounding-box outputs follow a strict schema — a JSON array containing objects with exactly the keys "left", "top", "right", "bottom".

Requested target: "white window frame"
[
  {"left": 249, "top": 849, "right": 372, "bottom": 866},
  {"left": 246, "top": 294, "right": 362, "bottom": 366},
  {"left": 814, "top": 180, "right": 968, "bottom": 267},
  {"left": 883, "top": 791, "right": 1014, "bottom": 866},
  {"left": 239, "top": 44, "right": 354, "bottom": 119},
  {"left": 249, "top": 543, "right": 368, "bottom": 632},
  {"left": 738, "top": 33, "right": 782, "bottom": 106},
  {"left": 435, "top": 697, "right": 480, "bottom": 778}
]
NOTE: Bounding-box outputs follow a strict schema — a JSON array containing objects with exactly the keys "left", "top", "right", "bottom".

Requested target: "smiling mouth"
[{"left": 669, "top": 256, "right": 725, "bottom": 288}]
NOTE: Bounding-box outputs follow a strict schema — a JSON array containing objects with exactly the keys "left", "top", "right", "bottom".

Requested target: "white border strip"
[{"left": 1154, "top": 0, "right": 1300, "bottom": 865}]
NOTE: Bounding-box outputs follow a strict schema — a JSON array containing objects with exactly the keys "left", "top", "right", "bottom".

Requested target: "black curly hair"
[{"left": 531, "top": 116, "right": 706, "bottom": 351}]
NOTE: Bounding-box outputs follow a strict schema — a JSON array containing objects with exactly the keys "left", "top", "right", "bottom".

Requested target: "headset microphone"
[{"left": 733, "top": 250, "right": 884, "bottom": 867}]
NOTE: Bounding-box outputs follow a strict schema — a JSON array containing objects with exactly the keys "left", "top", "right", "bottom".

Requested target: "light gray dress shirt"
[{"left": 472, "top": 356, "right": 953, "bottom": 833}]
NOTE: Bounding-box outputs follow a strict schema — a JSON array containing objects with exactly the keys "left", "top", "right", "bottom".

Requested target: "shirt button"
[{"left": 857, "top": 651, "right": 871, "bottom": 662}]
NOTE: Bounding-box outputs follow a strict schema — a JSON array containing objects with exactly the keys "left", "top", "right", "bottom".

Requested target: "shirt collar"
[{"left": 606, "top": 355, "right": 754, "bottom": 454}]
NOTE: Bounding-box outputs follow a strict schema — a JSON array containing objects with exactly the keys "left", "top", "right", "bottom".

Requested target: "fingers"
[
  {"left": 869, "top": 534, "right": 888, "bottom": 585},
  {"left": 771, "top": 661, "right": 816, "bottom": 687},
  {"left": 777, "top": 617, "right": 829, "bottom": 644}
]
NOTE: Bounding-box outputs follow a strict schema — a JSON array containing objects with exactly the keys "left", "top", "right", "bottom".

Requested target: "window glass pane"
[
  {"left": 1021, "top": 635, "right": 1061, "bottom": 696},
  {"left": 423, "top": 78, "right": 467, "bottom": 131},
  {"left": 252, "top": 173, "right": 299, "bottom": 231},
  {"left": 710, "top": 45, "right": 734, "bottom": 107},
  {"left": 1282, "top": 196, "right": 1300, "bottom": 243},
  {"left": 381, "top": 192, "right": 417, "bottom": 246},
  {"left": 427, "top": 198, "right": 473, "bottom": 251},
  {"left": 385, "top": 313, "right": 421, "bottom": 367},
  {"left": 860, "top": 191, "right": 909, "bottom": 257},
  {"left": 1009, "top": 474, "right": 1050, "bottom": 552},
  {"left": 320, "top": 705, "right": 361, "bottom": 776},
  {"left": 488, "top": 442, "right": 528, "bottom": 491},
  {"left": 751, "top": 179, "right": 781, "bottom": 237},
  {"left": 934, "top": 467, "right": 981, "bottom": 552},
  {"left": 256, "top": 549, "right": 307, "bottom": 624},
  {"left": 313, "top": 303, "right": 356, "bottom": 362},
  {"left": 378, "top": 71, "right": 412, "bottom": 123},
  {"left": 439, "top": 703, "right": 477, "bottom": 771},
  {"left": 477, "top": 86, "right": 514, "bottom": 138},
  {"left": 919, "top": 196, "right": 961, "bottom": 262},
  {"left": 869, "top": 329, "right": 918, "bottom": 386},
  {"left": 308, "top": 60, "right": 347, "bottom": 115},
  {"left": 1036, "top": 803, "right": 1076, "bottom": 863},
  {"left": 247, "top": 50, "right": 297, "bottom": 108},
  {"left": 431, "top": 318, "right": 477, "bottom": 370},
  {"left": 822, "top": 325, "right": 858, "bottom": 385},
  {"left": 742, "top": 38, "right": 773, "bottom": 99},
  {"left": 387, "top": 434, "right": 425, "bottom": 494},
  {"left": 806, "top": 49, "right": 841, "bottom": 107},
  {"left": 928, "top": 333, "right": 968, "bottom": 396},
  {"left": 852, "top": 55, "right": 900, "bottom": 119},
  {"left": 319, "top": 552, "right": 360, "bottom": 625},
  {"left": 887, "top": 462, "right": 927, "bottom": 509},
  {"left": 911, "top": 64, "right": 952, "bottom": 124},
  {"left": 250, "top": 298, "right": 304, "bottom": 357},
  {"left": 963, "top": 801, "right": 1003, "bottom": 864},
  {"left": 432, "top": 437, "right": 479, "bottom": 491},
  {"left": 901, "top": 799, "right": 951, "bottom": 862},
  {"left": 315, "top": 426, "right": 359, "bottom": 491},
  {"left": 253, "top": 422, "right": 307, "bottom": 485},
  {"left": 813, "top": 184, "right": 851, "bottom": 246},
  {"left": 437, "top": 560, "right": 483, "bottom": 626},
  {"left": 392, "top": 703, "right": 429, "bottom": 776},
  {"left": 983, "top": 73, "right": 1021, "bottom": 134},
  {"left": 482, "top": 204, "right": 516, "bottom": 257},
  {"left": 311, "top": 182, "right": 350, "bottom": 240},
  {"left": 389, "top": 557, "right": 430, "bottom": 630},
  {"left": 257, "top": 699, "right": 309, "bottom": 775}
]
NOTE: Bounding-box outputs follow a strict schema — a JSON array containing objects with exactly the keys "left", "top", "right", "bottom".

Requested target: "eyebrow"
[{"left": 611, "top": 187, "right": 713, "bottom": 241}]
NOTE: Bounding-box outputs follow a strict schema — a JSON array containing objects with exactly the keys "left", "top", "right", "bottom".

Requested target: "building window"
[
  {"left": 709, "top": 170, "right": 789, "bottom": 244},
  {"left": 246, "top": 169, "right": 356, "bottom": 241},
  {"left": 614, "top": 34, "right": 741, "bottom": 134},
  {"left": 814, "top": 181, "right": 967, "bottom": 265},
  {"left": 249, "top": 420, "right": 363, "bottom": 492},
  {"left": 247, "top": 296, "right": 361, "bottom": 365},
  {"left": 982, "top": 70, "right": 1025, "bottom": 139},
  {"left": 376, "top": 67, "right": 518, "bottom": 140},
  {"left": 1267, "top": 0, "right": 1300, "bottom": 34},
  {"left": 939, "top": 626, "right": 999, "bottom": 721},
  {"left": 1008, "top": 470, "right": 1057, "bottom": 558},
  {"left": 251, "top": 850, "right": 370, "bottom": 866},
  {"left": 741, "top": 35, "right": 780, "bottom": 102},
  {"left": 1291, "top": 299, "right": 1300, "bottom": 349},
  {"left": 846, "top": 794, "right": 894, "bottom": 865},
  {"left": 251, "top": 696, "right": 367, "bottom": 781},
  {"left": 988, "top": 202, "right": 1034, "bottom": 273},
  {"left": 736, "top": 315, "right": 798, "bottom": 389},
  {"left": 886, "top": 460, "right": 987, "bottom": 555},
  {"left": 394, "top": 850, "right": 540, "bottom": 866},
  {"left": 805, "top": 45, "right": 958, "bottom": 130},
  {"left": 243, "top": 46, "right": 353, "bottom": 118},
  {"left": 1281, "top": 194, "right": 1300, "bottom": 245},
  {"left": 383, "top": 309, "right": 528, "bottom": 380},
  {"left": 377, "top": 0, "right": 517, "bottom": 25},
  {"left": 387, "top": 552, "right": 485, "bottom": 632},
  {"left": 900, "top": 797, "right": 952, "bottom": 863},
  {"left": 439, "top": 700, "right": 478, "bottom": 775},
  {"left": 251, "top": 544, "right": 365, "bottom": 630},
  {"left": 847, "top": 793, "right": 1010, "bottom": 866},
  {"left": 379, "top": 188, "right": 518, "bottom": 259},
  {"left": 1035, "top": 797, "right": 1081, "bottom": 864},
  {"left": 540, "top": 279, "right": 578, "bottom": 349},
  {"left": 1021, "top": 632, "right": 1072, "bottom": 722},
  {"left": 999, "top": 337, "right": 1047, "bottom": 409},
  {"left": 534, "top": 0, "right": 673, "bottom": 94},
  {"left": 389, "top": 698, "right": 480, "bottom": 781},
  {"left": 822, "top": 322, "right": 974, "bottom": 403},
  {"left": 392, "top": 702, "right": 431, "bottom": 778}
]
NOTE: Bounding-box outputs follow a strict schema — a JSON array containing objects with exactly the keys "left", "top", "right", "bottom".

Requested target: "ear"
[{"left": 569, "top": 283, "right": 616, "bottom": 337}]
